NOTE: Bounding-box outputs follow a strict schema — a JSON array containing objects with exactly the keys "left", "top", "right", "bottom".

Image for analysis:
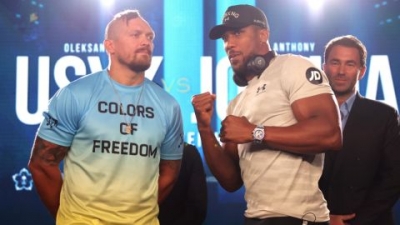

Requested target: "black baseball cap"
[{"left": 209, "top": 4, "right": 269, "bottom": 40}]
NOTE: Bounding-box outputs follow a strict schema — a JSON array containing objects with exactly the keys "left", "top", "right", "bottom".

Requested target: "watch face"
[
  {"left": 253, "top": 126, "right": 264, "bottom": 143},
  {"left": 254, "top": 130, "right": 264, "bottom": 139}
]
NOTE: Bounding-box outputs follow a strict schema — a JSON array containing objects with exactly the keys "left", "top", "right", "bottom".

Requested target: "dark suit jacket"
[
  {"left": 319, "top": 93, "right": 400, "bottom": 225},
  {"left": 158, "top": 143, "right": 208, "bottom": 225}
]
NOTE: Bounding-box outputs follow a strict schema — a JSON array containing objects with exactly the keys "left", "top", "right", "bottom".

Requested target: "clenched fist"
[
  {"left": 191, "top": 92, "right": 216, "bottom": 131},
  {"left": 220, "top": 115, "right": 255, "bottom": 144}
]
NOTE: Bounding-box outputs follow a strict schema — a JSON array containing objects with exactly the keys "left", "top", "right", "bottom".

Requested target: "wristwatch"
[{"left": 252, "top": 125, "right": 265, "bottom": 144}]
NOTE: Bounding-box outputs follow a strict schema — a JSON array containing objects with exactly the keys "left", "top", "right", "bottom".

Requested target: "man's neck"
[
  {"left": 107, "top": 67, "right": 144, "bottom": 86},
  {"left": 335, "top": 91, "right": 356, "bottom": 106}
]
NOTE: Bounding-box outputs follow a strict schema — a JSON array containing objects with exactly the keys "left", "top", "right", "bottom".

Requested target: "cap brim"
[
  {"left": 209, "top": 25, "right": 230, "bottom": 40},
  {"left": 209, "top": 24, "right": 246, "bottom": 40},
  {"left": 209, "top": 22, "right": 253, "bottom": 40}
]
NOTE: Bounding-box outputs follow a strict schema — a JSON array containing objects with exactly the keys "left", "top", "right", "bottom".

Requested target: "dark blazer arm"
[
  {"left": 352, "top": 111, "right": 400, "bottom": 224},
  {"left": 173, "top": 145, "right": 208, "bottom": 225}
]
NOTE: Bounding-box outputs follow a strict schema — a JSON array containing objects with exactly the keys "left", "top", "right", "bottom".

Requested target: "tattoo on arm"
[
  {"left": 160, "top": 159, "right": 180, "bottom": 171},
  {"left": 31, "top": 137, "right": 68, "bottom": 166}
]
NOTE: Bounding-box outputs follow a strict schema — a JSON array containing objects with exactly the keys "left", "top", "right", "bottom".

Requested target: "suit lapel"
[{"left": 331, "top": 93, "right": 366, "bottom": 175}]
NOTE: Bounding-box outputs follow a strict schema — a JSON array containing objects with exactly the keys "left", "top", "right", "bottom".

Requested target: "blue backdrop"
[{"left": 1, "top": 0, "right": 399, "bottom": 224}]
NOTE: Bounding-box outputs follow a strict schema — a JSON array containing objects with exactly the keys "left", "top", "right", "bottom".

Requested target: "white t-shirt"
[{"left": 227, "top": 54, "right": 333, "bottom": 222}]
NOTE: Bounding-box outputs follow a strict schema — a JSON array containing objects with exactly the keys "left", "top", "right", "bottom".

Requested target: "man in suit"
[
  {"left": 319, "top": 35, "right": 400, "bottom": 225},
  {"left": 158, "top": 143, "right": 207, "bottom": 225}
]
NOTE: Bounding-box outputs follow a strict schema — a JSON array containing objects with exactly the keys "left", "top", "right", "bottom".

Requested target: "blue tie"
[{"left": 340, "top": 104, "right": 349, "bottom": 128}]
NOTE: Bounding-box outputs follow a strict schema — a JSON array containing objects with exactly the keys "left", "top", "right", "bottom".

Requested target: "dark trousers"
[{"left": 244, "top": 217, "right": 329, "bottom": 225}]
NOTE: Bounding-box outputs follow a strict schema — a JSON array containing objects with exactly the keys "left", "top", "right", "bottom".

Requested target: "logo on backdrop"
[
  {"left": 272, "top": 42, "right": 316, "bottom": 53},
  {"left": 63, "top": 42, "right": 105, "bottom": 54},
  {"left": 12, "top": 168, "right": 33, "bottom": 191}
]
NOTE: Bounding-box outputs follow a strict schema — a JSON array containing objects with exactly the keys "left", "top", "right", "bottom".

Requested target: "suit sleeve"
[
  {"left": 352, "top": 110, "right": 400, "bottom": 224},
  {"left": 172, "top": 144, "right": 208, "bottom": 225},
  {"left": 319, "top": 150, "right": 337, "bottom": 206}
]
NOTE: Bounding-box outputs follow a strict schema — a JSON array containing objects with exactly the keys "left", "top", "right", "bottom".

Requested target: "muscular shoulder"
[
  {"left": 145, "top": 79, "right": 181, "bottom": 111},
  {"left": 273, "top": 54, "right": 317, "bottom": 70},
  {"left": 64, "top": 70, "right": 106, "bottom": 92},
  {"left": 50, "top": 70, "right": 107, "bottom": 111}
]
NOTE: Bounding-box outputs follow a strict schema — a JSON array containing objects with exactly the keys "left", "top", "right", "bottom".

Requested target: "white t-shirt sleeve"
[{"left": 281, "top": 55, "right": 333, "bottom": 105}]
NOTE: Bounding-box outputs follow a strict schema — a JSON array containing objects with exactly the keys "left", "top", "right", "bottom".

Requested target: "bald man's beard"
[
  {"left": 128, "top": 61, "right": 151, "bottom": 72},
  {"left": 119, "top": 57, "right": 151, "bottom": 73}
]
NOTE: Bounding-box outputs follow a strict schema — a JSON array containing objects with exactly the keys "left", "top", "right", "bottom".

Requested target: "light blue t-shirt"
[{"left": 38, "top": 69, "right": 184, "bottom": 225}]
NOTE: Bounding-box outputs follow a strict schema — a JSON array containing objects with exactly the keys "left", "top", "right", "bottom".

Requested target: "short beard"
[
  {"left": 128, "top": 62, "right": 151, "bottom": 73},
  {"left": 118, "top": 56, "right": 151, "bottom": 73}
]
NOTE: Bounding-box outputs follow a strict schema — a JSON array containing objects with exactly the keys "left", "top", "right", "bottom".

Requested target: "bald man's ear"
[{"left": 104, "top": 39, "right": 114, "bottom": 54}]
